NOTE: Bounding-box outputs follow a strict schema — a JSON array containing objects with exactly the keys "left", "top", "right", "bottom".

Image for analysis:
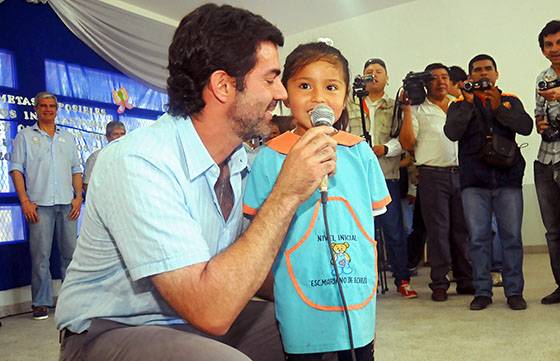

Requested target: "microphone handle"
[{"left": 319, "top": 174, "right": 328, "bottom": 193}]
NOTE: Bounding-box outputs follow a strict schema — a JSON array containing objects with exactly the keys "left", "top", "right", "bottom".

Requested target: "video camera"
[
  {"left": 463, "top": 78, "right": 492, "bottom": 92},
  {"left": 402, "top": 71, "right": 435, "bottom": 105},
  {"left": 352, "top": 74, "right": 375, "bottom": 99},
  {"left": 537, "top": 77, "right": 560, "bottom": 141},
  {"left": 388, "top": 70, "right": 434, "bottom": 138},
  {"left": 537, "top": 79, "right": 560, "bottom": 91}
]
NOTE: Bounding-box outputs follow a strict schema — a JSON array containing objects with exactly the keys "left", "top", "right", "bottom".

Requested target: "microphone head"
[{"left": 310, "top": 104, "right": 335, "bottom": 127}]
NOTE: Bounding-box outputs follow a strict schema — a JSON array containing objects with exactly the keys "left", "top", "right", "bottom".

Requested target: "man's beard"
[{"left": 228, "top": 94, "right": 276, "bottom": 142}]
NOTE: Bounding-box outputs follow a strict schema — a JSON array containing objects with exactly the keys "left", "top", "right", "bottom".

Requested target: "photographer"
[
  {"left": 534, "top": 20, "right": 560, "bottom": 305},
  {"left": 347, "top": 58, "right": 417, "bottom": 298},
  {"left": 444, "top": 54, "right": 532, "bottom": 311},
  {"left": 400, "top": 63, "right": 473, "bottom": 302}
]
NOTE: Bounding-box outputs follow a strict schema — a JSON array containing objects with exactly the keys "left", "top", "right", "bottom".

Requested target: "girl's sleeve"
[
  {"left": 360, "top": 142, "right": 391, "bottom": 216},
  {"left": 243, "top": 147, "right": 278, "bottom": 217}
]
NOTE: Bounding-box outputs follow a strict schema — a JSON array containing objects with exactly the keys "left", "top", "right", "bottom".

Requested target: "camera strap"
[{"left": 474, "top": 96, "right": 494, "bottom": 136}]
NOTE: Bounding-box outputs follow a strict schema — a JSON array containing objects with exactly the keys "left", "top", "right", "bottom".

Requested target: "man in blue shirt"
[
  {"left": 54, "top": 4, "right": 337, "bottom": 361},
  {"left": 9, "top": 91, "right": 83, "bottom": 320}
]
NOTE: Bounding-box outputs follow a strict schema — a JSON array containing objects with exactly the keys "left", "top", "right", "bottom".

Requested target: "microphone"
[{"left": 310, "top": 104, "right": 335, "bottom": 194}]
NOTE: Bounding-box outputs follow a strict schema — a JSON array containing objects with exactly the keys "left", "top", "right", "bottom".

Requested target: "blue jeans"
[
  {"left": 461, "top": 187, "right": 524, "bottom": 297},
  {"left": 491, "top": 215, "right": 503, "bottom": 272},
  {"left": 376, "top": 179, "right": 409, "bottom": 286},
  {"left": 401, "top": 198, "right": 414, "bottom": 239},
  {"left": 28, "top": 205, "right": 77, "bottom": 306}
]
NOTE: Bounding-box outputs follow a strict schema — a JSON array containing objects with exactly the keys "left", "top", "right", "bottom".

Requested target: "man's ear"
[{"left": 207, "top": 70, "right": 235, "bottom": 104}]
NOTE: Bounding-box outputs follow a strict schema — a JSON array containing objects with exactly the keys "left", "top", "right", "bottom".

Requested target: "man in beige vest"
[{"left": 348, "top": 58, "right": 417, "bottom": 298}]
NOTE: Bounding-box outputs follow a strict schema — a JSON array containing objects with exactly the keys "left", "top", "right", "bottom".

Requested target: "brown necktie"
[{"left": 214, "top": 162, "right": 234, "bottom": 221}]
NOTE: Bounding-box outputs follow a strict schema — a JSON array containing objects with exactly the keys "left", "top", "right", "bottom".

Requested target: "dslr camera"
[
  {"left": 542, "top": 114, "right": 560, "bottom": 142},
  {"left": 352, "top": 74, "right": 375, "bottom": 99},
  {"left": 463, "top": 78, "right": 492, "bottom": 92},
  {"left": 401, "top": 71, "right": 435, "bottom": 105},
  {"left": 537, "top": 78, "right": 560, "bottom": 91}
]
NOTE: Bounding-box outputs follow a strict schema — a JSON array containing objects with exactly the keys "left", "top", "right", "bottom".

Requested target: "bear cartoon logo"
[{"left": 330, "top": 242, "right": 352, "bottom": 275}]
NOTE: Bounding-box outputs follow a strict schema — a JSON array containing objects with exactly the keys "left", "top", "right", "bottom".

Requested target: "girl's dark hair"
[
  {"left": 281, "top": 42, "right": 350, "bottom": 130},
  {"left": 167, "top": 4, "right": 283, "bottom": 117}
]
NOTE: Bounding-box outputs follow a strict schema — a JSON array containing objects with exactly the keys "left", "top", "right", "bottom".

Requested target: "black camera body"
[
  {"left": 352, "top": 74, "right": 375, "bottom": 99},
  {"left": 542, "top": 113, "right": 560, "bottom": 142},
  {"left": 537, "top": 79, "right": 560, "bottom": 91},
  {"left": 402, "top": 71, "right": 434, "bottom": 105},
  {"left": 463, "top": 78, "right": 492, "bottom": 92}
]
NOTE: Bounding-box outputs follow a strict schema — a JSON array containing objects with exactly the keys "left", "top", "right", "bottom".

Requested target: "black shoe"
[
  {"left": 470, "top": 296, "right": 492, "bottom": 310},
  {"left": 431, "top": 288, "right": 448, "bottom": 302},
  {"left": 507, "top": 295, "right": 527, "bottom": 310},
  {"left": 456, "top": 285, "right": 475, "bottom": 295},
  {"left": 32, "top": 306, "right": 49, "bottom": 320},
  {"left": 541, "top": 287, "right": 560, "bottom": 305}
]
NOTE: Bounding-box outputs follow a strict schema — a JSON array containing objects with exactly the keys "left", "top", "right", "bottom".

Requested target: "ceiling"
[{"left": 102, "top": 0, "right": 415, "bottom": 35}]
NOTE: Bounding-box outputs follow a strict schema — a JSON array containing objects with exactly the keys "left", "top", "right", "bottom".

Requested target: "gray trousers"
[
  {"left": 417, "top": 167, "right": 472, "bottom": 290},
  {"left": 60, "top": 300, "right": 284, "bottom": 361},
  {"left": 534, "top": 160, "right": 560, "bottom": 286}
]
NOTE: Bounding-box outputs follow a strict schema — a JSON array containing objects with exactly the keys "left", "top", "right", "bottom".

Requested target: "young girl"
[{"left": 243, "top": 42, "right": 390, "bottom": 360}]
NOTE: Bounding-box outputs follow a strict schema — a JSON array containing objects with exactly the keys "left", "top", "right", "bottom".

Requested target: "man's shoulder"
[
  {"left": 102, "top": 113, "right": 184, "bottom": 165},
  {"left": 17, "top": 125, "right": 37, "bottom": 137},
  {"left": 500, "top": 91, "right": 522, "bottom": 102},
  {"left": 536, "top": 66, "right": 554, "bottom": 81},
  {"left": 57, "top": 127, "right": 78, "bottom": 140}
]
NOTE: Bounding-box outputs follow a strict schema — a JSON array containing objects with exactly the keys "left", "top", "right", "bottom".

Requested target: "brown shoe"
[{"left": 431, "top": 288, "right": 448, "bottom": 302}]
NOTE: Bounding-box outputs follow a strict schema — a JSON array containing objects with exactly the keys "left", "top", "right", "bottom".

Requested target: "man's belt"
[{"left": 417, "top": 165, "right": 460, "bottom": 174}]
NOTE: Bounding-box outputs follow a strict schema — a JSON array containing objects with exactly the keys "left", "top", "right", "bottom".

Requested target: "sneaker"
[
  {"left": 32, "top": 306, "right": 49, "bottom": 320},
  {"left": 431, "top": 288, "right": 448, "bottom": 302},
  {"left": 470, "top": 296, "right": 492, "bottom": 310},
  {"left": 491, "top": 272, "right": 503, "bottom": 287},
  {"left": 507, "top": 295, "right": 527, "bottom": 310},
  {"left": 398, "top": 280, "right": 418, "bottom": 299},
  {"left": 541, "top": 287, "right": 560, "bottom": 305}
]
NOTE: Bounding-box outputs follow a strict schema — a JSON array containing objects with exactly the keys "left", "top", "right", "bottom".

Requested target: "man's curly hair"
[{"left": 167, "top": 4, "right": 284, "bottom": 118}]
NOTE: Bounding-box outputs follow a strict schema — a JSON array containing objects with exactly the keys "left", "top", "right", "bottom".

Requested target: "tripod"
[{"left": 352, "top": 88, "right": 389, "bottom": 294}]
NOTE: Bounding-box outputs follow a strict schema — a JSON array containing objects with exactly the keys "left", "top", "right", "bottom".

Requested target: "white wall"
[{"left": 282, "top": 0, "right": 558, "bottom": 245}]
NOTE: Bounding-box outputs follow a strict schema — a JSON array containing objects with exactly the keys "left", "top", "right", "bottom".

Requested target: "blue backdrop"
[{"left": 0, "top": 1, "right": 167, "bottom": 290}]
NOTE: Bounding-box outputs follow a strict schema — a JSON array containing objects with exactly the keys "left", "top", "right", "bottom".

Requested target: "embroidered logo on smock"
[{"left": 331, "top": 242, "right": 352, "bottom": 275}]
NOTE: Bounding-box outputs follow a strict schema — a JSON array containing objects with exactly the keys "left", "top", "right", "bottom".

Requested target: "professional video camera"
[
  {"left": 537, "top": 78, "right": 560, "bottom": 91},
  {"left": 463, "top": 78, "right": 492, "bottom": 92},
  {"left": 388, "top": 71, "right": 434, "bottom": 138},
  {"left": 401, "top": 71, "right": 435, "bottom": 106},
  {"left": 352, "top": 74, "right": 375, "bottom": 99}
]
